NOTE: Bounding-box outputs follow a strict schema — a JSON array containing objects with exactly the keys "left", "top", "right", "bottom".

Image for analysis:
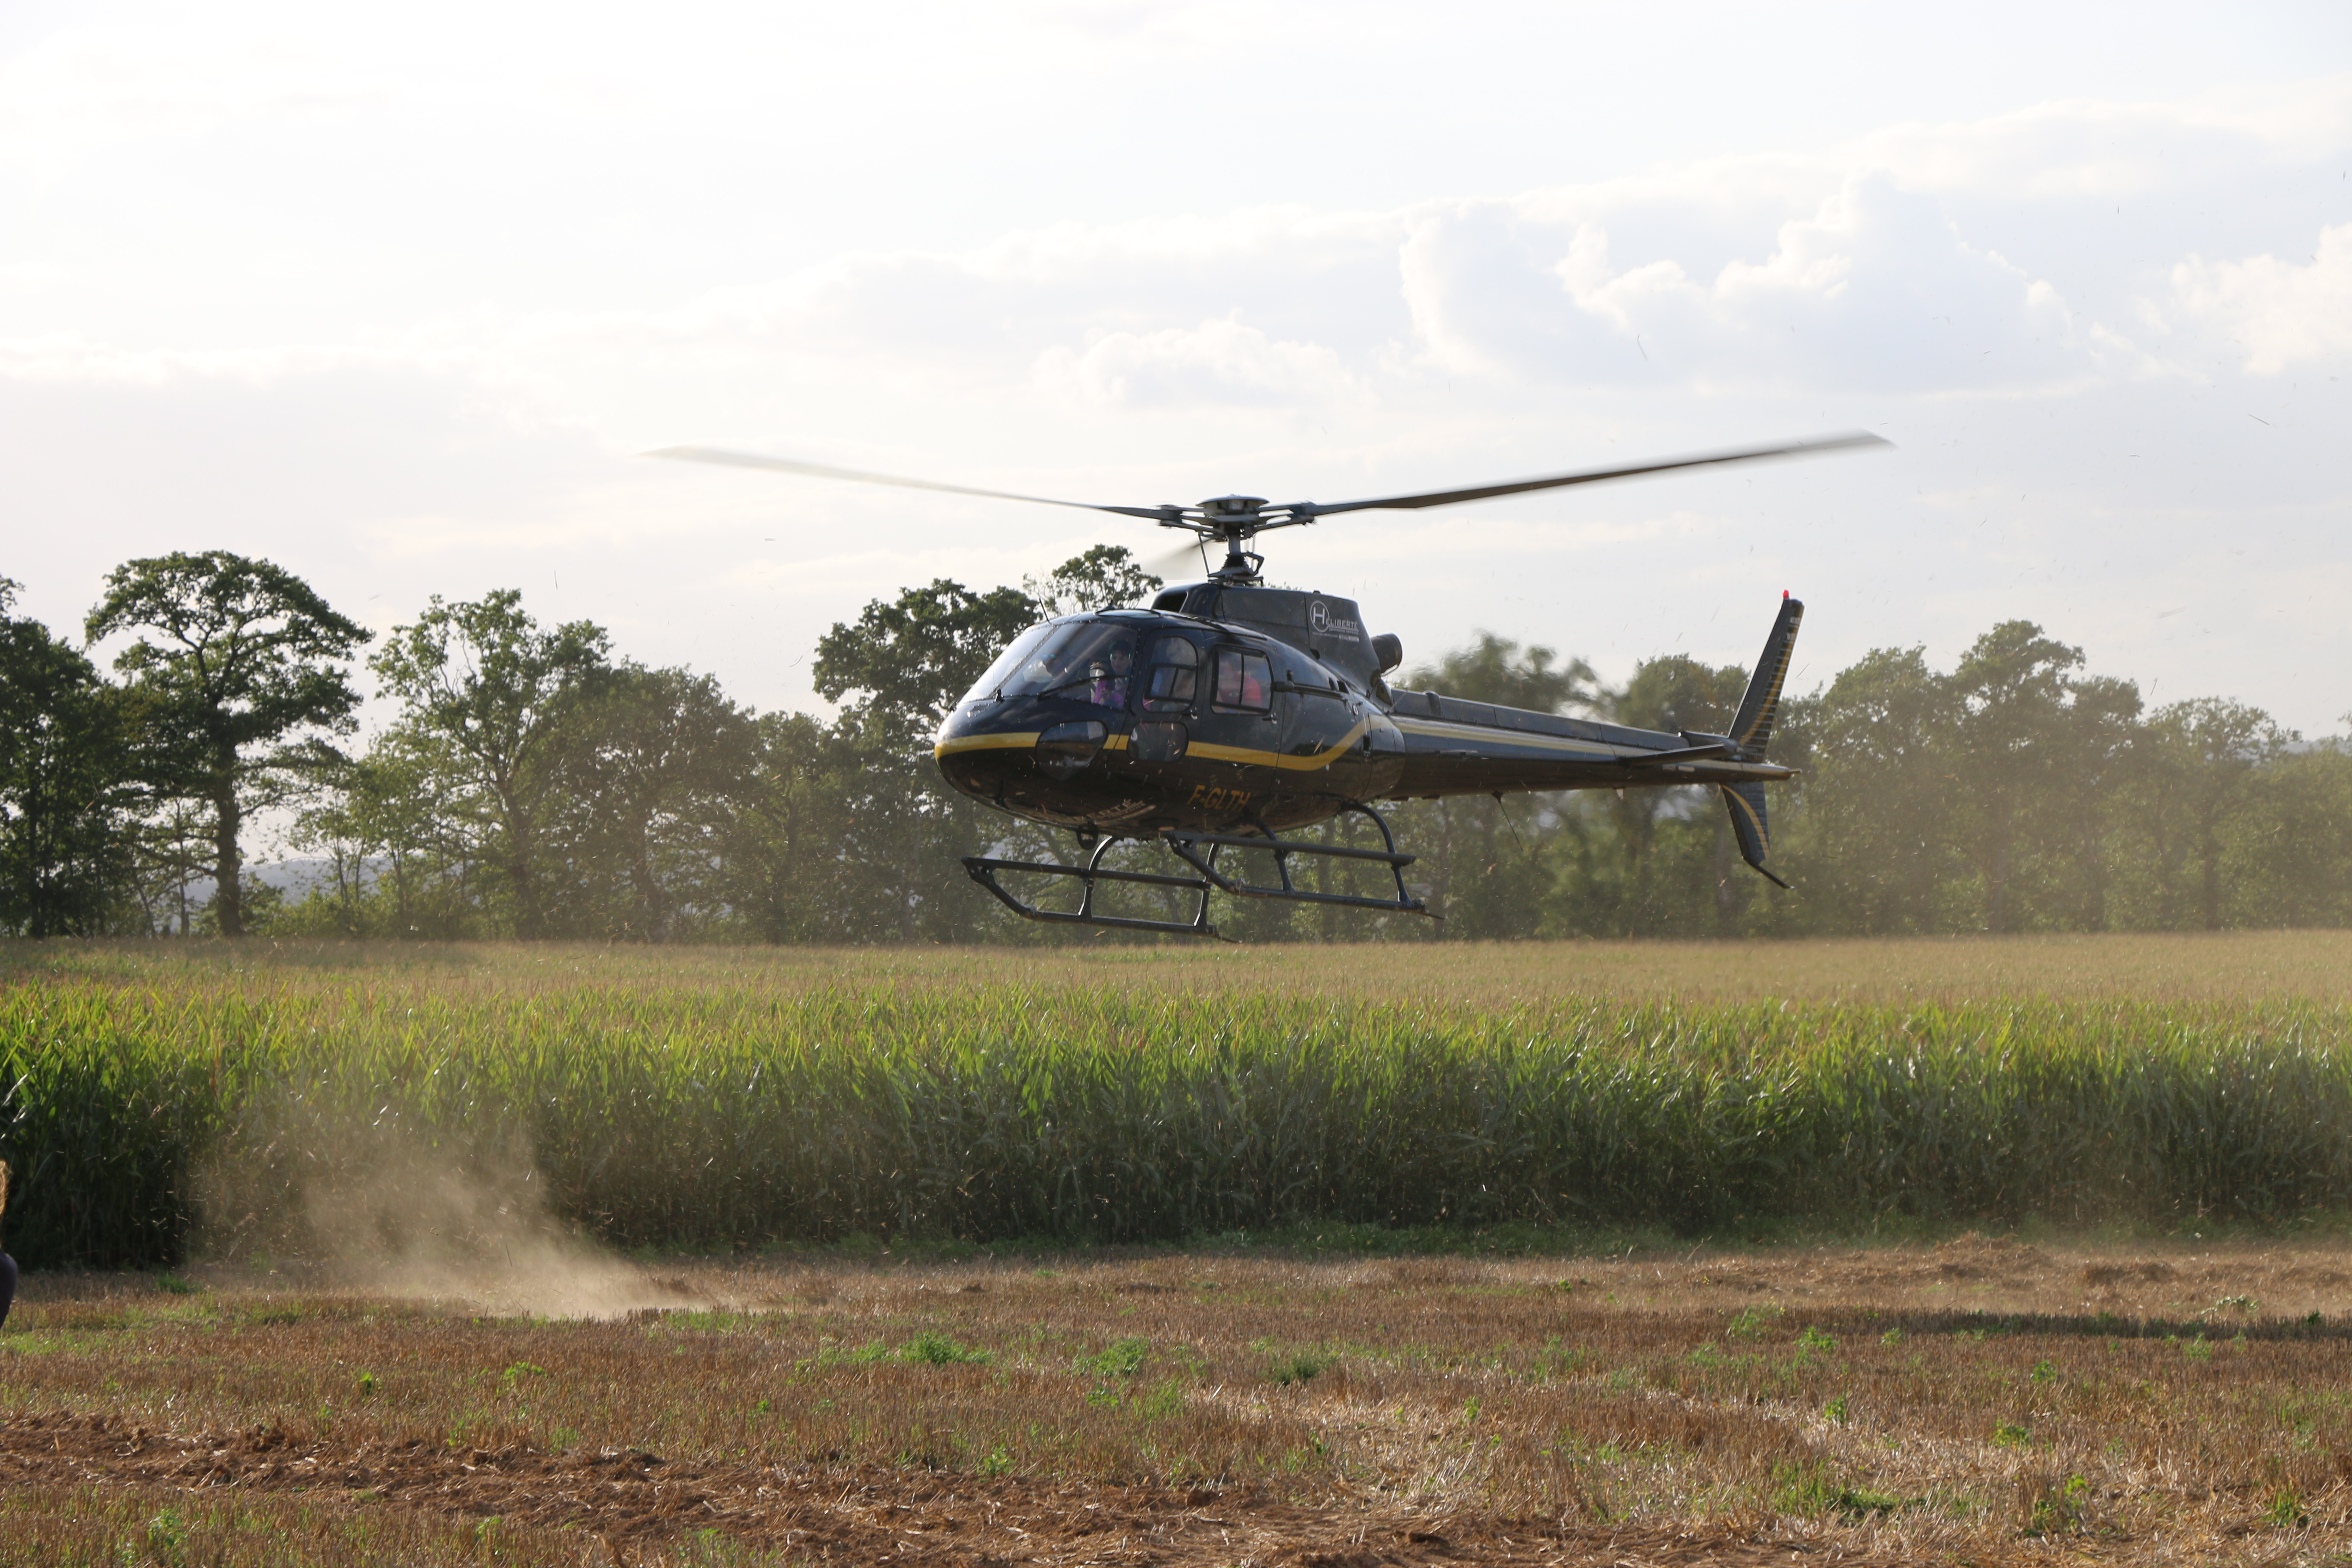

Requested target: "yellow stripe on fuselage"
[
  {"left": 934, "top": 721, "right": 1368, "bottom": 771},
  {"left": 935, "top": 731, "right": 1042, "bottom": 758},
  {"left": 1187, "top": 718, "right": 1369, "bottom": 771}
]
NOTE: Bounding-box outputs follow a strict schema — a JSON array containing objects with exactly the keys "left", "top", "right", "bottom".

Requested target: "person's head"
[{"left": 1109, "top": 643, "right": 1133, "bottom": 672}]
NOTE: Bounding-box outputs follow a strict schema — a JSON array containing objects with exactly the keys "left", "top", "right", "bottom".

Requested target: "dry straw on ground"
[{"left": 4, "top": 1235, "right": 2352, "bottom": 1563}]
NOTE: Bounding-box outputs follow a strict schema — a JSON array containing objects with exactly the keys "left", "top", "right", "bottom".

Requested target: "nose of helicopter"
[{"left": 932, "top": 704, "right": 1038, "bottom": 802}]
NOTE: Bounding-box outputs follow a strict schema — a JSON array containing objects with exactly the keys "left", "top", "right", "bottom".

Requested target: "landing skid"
[{"left": 962, "top": 803, "right": 1434, "bottom": 938}]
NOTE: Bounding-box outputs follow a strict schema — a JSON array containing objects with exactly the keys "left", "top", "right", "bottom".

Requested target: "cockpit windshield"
[{"left": 960, "top": 619, "right": 1142, "bottom": 709}]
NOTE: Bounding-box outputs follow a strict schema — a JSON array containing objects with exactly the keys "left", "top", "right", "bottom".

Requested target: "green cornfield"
[{"left": 5, "top": 941, "right": 2352, "bottom": 1269}]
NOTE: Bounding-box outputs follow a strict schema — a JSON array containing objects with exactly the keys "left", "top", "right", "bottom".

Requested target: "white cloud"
[
  {"left": 537, "top": 170, "right": 2122, "bottom": 407},
  {"left": 1033, "top": 318, "right": 1363, "bottom": 408},
  {"left": 0, "top": 340, "right": 608, "bottom": 543},
  {"left": 2171, "top": 220, "right": 2352, "bottom": 374},
  {"left": 1850, "top": 77, "right": 2352, "bottom": 199},
  {"left": 1400, "top": 176, "right": 2100, "bottom": 393}
]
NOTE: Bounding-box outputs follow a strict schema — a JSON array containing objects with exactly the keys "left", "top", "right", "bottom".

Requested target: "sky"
[{"left": 4, "top": 0, "right": 2350, "bottom": 733}]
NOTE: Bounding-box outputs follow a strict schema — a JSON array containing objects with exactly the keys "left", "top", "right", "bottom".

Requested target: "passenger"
[{"left": 1090, "top": 643, "right": 1135, "bottom": 707}]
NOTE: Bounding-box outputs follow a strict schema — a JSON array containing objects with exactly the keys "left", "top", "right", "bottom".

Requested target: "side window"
[
  {"left": 1212, "top": 648, "right": 1272, "bottom": 712},
  {"left": 1142, "top": 636, "right": 1199, "bottom": 712}
]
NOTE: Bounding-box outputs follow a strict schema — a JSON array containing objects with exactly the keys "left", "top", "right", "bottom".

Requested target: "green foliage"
[
  {"left": 10, "top": 980, "right": 2352, "bottom": 1270},
  {"left": 2024, "top": 1470, "right": 2093, "bottom": 1535},
  {"left": 814, "top": 578, "right": 1041, "bottom": 742},
  {"left": 1770, "top": 1461, "right": 1900, "bottom": 1520},
  {"left": 1023, "top": 544, "right": 1164, "bottom": 619},
  {"left": 542, "top": 662, "right": 758, "bottom": 941},
  {"left": 0, "top": 580, "right": 141, "bottom": 935},
  {"left": 281, "top": 733, "right": 484, "bottom": 939},
  {"left": 1408, "top": 632, "right": 1596, "bottom": 716},
  {"left": 84, "top": 551, "right": 367, "bottom": 938},
  {"left": 1077, "top": 1337, "right": 1151, "bottom": 1378},
  {"left": 367, "top": 589, "right": 611, "bottom": 939},
  {"left": 899, "top": 1331, "right": 988, "bottom": 1366}
]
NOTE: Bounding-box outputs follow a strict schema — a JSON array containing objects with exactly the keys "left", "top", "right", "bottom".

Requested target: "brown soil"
[
  {"left": 9, "top": 1235, "right": 2352, "bottom": 1564},
  {"left": 0, "top": 1409, "right": 1982, "bottom": 1565}
]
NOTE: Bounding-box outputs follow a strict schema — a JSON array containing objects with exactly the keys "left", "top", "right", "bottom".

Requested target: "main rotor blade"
[
  {"left": 643, "top": 445, "right": 1173, "bottom": 521},
  {"left": 1292, "top": 430, "right": 1890, "bottom": 518}
]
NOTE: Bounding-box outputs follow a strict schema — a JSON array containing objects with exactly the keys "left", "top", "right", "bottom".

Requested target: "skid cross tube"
[
  {"left": 1166, "top": 802, "right": 1433, "bottom": 918},
  {"left": 962, "top": 832, "right": 1221, "bottom": 937},
  {"left": 961, "top": 802, "right": 1433, "bottom": 936}
]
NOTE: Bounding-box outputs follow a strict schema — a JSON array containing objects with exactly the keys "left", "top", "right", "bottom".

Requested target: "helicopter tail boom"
[{"left": 1382, "top": 595, "right": 1805, "bottom": 885}]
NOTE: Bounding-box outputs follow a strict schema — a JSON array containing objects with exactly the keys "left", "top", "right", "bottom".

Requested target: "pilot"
[{"left": 1090, "top": 643, "right": 1135, "bottom": 707}]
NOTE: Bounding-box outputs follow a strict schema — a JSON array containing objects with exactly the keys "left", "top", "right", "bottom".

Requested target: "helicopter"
[{"left": 652, "top": 431, "right": 1888, "bottom": 937}]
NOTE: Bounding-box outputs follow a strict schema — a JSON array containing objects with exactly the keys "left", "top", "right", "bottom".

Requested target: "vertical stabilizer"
[
  {"left": 1722, "top": 595, "right": 1803, "bottom": 889},
  {"left": 1728, "top": 594, "right": 1804, "bottom": 759},
  {"left": 1721, "top": 782, "right": 1790, "bottom": 889}
]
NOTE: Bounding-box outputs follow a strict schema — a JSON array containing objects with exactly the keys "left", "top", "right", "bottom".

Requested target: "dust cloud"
[{"left": 197, "top": 1117, "right": 703, "bottom": 1320}]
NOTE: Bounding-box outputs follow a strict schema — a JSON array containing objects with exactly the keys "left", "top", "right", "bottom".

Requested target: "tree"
[
  {"left": 0, "top": 581, "right": 139, "bottom": 934},
  {"left": 2049, "top": 672, "right": 2142, "bottom": 931},
  {"left": 1396, "top": 635, "right": 1597, "bottom": 938},
  {"left": 2129, "top": 698, "right": 2290, "bottom": 930},
  {"left": 286, "top": 732, "right": 481, "bottom": 937},
  {"left": 550, "top": 663, "right": 759, "bottom": 940},
  {"left": 724, "top": 712, "right": 870, "bottom": 943},
  {"left": 1790, "top": 646, "right": 1960, "bottom": 934},
  {"left": 1023, "top": 545, "right": 1164, "bottom": 618},
  {"left": 1415, "top": 632, "right": 1597, "bottom": 716},
  {"left": 86, "top": 552, "right": 367, "bottom": 938},
  {"left": 1593, "top": 655, "right": 1748, "bottom": 934},
  {"left": 814, "top": 579, "right": 1044, "bottom": 746},
  {"left": 2231, "top": 741, "right": 2352, "bottom": 928},
  {"left": 369, "top": 590, "right": 611, "bottom": 939},
  {"left": 1944, "top": 622, "right": 2086, "bottom": 933}
]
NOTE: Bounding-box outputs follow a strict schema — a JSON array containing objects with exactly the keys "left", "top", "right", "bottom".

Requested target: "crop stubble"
[{"left": 6, "top": 1237, "right": 2352, "bottom": 1563}]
